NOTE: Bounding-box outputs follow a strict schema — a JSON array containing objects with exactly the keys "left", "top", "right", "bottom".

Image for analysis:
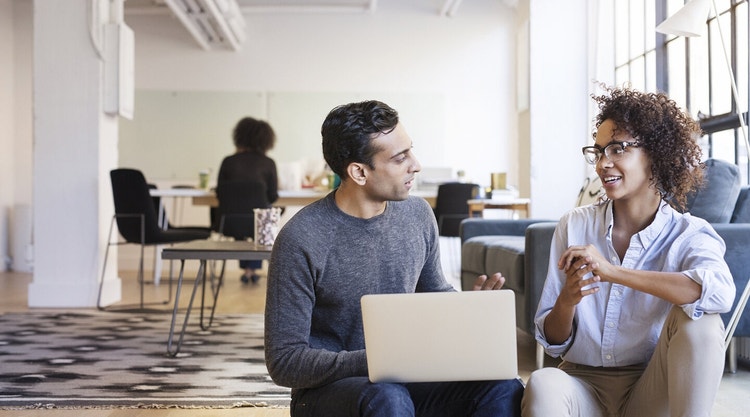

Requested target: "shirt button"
[
  {"left": 611, "top": 256, "right": 618, "bottom": 263},
  {"left": 606, "top": 354, "right": 612, "bottom": 360},
  {"left": 608, "top": 322, "right": 615, "bottom": 328}
]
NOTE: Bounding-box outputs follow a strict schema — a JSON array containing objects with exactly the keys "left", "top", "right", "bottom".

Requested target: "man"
[{"left": 265, "top": 100, "right": 524, "bottom": 417}]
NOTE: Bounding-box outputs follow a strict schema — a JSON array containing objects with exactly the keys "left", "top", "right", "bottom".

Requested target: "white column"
[
  {"left": 528, "top": 0, "right": 591, "bottom": 219},
  {"left": 28, "top": 0, "right": 121, "bottom": 307},
  {"left": 0, "top": 0, "right": 14, "bottom": 272}
]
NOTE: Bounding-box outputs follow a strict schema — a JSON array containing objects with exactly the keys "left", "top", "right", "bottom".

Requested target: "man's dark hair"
[{"left": 321, "top": 100, "right": 399, "bottom": 178}]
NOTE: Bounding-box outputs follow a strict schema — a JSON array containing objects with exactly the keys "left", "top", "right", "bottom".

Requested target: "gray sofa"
[{"left": 461, "top": 160, "right": 750, "bottom": 370}]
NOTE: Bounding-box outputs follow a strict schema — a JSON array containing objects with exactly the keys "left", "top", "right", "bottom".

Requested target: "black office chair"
[
  {"left": 214, "top": 180, "right": 270, "bottom": 238},
  {"left": 433, "top": 182, "right": 480, "bottom": 237},
  {"left": 148, "top": 183, "right": 211, "bottom": 234},
  {"left": 98, "top": 168, "right": 211, "bottom": 311},
  {"left": 211, "top": 180, "right": 271, "bottom": 279},
  {"left": 148, "top": 183, "right": 212, "bottom": 286}
]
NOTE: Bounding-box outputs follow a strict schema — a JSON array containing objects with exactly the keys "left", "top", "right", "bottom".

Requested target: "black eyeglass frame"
[{"left": 581, "top": 140, "right": 641, "bottom": 165}]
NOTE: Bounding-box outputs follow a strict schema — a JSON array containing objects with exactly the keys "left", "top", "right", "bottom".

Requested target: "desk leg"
[
  {"left": 199, "top": 261, "right": 225, "bottom": 331},
  {"left": 468, "top": 202, "right": 485, "bottom": 218},
  {"left": 166, "top": 259, "right": 206, "bottom": 357}
]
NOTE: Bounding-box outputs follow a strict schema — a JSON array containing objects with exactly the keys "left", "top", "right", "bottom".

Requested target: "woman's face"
[{"left": 595, "top": 119, "right": 654, "bottom": 202}]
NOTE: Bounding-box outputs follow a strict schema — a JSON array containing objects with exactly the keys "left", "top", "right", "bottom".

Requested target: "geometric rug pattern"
[{"left": 0, "top": 312, "right": 291, "bottom": 408}]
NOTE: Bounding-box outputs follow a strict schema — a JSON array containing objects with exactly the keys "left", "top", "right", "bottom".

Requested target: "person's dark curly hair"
[
  {"left": 321, "top": 100, "right": 399, "bottom": 179},
  {"left": 233, "top": 117, "right": 276, "bottom": 153},
  {"left": 592, "top": 85, "right": 704, "bottom": 210}
]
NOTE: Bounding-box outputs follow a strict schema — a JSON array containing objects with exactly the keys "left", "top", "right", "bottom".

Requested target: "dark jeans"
[
  {"left": 239, "top": 260, "right": 262, "bottom": 270},
  {"left": 290, "top": 377, "right": 524, "bottom": 417}
]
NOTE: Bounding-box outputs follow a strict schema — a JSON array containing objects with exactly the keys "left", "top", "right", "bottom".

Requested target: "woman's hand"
[{"left": 556, "top": 245, "right": 609, "bottom": 307}]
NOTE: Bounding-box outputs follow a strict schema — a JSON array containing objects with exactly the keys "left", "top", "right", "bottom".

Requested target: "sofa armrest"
[
  {"left": 459, "top": 218, "right": 555, "bottom": 243},
  {"left": 521, "top": 222, "right": 558, "bottom": 334},
  {"left": 713, "top": 223, "right": 750, "bottom": 338}
]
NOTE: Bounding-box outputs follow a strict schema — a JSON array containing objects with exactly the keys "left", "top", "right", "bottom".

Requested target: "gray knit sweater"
[{"left": 264, "top": 192, "right": 454, "bottom": 390}]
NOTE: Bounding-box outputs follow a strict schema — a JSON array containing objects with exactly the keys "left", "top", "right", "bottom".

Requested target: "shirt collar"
[{"left": 603, "top": 199, "right": 673, "bottom": 247}]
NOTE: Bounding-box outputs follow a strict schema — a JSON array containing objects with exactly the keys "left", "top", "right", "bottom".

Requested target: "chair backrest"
[
  {"left": 215, "top": 180, "right": 270, "bottom": 240},
  {"left": 110, "top": 168, "right": 163, "bottom": 244},
  {"left": 434, "top": 182, "right": 479, "bottom": 237}
]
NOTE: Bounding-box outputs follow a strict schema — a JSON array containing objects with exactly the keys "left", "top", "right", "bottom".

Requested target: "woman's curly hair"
[
  {"left": 233, "top": 117, "right": 276, "bottom": 153},
  {"left": 592, "top": 85, "right": 705, "bottom": 210}
]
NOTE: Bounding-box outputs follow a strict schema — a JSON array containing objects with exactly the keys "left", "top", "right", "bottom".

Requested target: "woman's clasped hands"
[{"left": 557, "top": 244, "right": 613, "bottom": 305}]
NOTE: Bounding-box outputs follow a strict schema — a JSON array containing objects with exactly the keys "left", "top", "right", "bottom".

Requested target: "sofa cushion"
[
  {"left": 483, "top": 236, "right": 526, "bottom": 293},
  {"left": 462, "top": 237, "right": 492, "bottom": 276},
  {"left": 686, "top": 158, "right": 741, "bottom": 223}
]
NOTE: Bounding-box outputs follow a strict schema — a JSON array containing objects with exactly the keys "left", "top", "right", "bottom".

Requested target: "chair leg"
[
  {"left": 727, "top": 338, "right": 738, "bottom": 373},
  {"left": 139, "top": 242, "right": 145, "bottom": 309},
  {"left": 536, "top": 342, "right": 545, "bottom": 369},
  {"left": 153, "top": 245, "right": 163, "bottom": 286}
]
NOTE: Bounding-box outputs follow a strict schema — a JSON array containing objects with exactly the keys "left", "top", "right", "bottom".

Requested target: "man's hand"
[{"left": 473, "top": 272, "right": 506, "bottom": 291}]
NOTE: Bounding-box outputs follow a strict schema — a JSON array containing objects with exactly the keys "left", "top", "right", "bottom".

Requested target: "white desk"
[
  {"left": 155, "top": 188, "right": 438, "bottom": 208},
  {"left": 172, "top": 188, "right": 330, "bottom": 208},
  {"left": 467, "top": 197, "right": 531, "bottom": 218}
]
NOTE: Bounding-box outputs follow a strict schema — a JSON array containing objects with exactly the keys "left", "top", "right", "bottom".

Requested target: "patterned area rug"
[{"left": 0, "top": 311, "right": 291, "bottom": 408}]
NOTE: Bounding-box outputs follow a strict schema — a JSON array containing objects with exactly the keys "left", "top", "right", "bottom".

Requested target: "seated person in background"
[
  {"left": 217, "top": 116, "right": 279, "bottom": 284},
  {"left": 522, "top": 86, "right": 736, "bottom": 417},
  {"left": 264, "top": 100, "right": 524, "bottom": 417}
]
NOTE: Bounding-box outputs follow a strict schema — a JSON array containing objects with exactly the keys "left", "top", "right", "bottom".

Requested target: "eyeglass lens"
[{"left": 583, "top": 143, "right": 627, "bottom": 165}]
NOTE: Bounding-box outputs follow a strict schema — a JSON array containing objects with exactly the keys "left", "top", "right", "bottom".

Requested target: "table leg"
[
  {"left": 468, "top": 202, "right": 485, "bottom": 218},
  {"left": 166, "top": 259, "right": 206, "bottom": 357},
  {"left": 199, "top": 261, "right": 225, "bottom": 331}
]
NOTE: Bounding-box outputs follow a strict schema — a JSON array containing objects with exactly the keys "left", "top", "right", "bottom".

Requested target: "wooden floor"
[{"left": 2, "top": 265, "right": 749, "bottom": 417}]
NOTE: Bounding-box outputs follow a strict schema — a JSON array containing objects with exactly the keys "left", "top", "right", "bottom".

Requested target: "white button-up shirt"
[{"left": 534, "top": 200, "right": 736, "bottom": 367}]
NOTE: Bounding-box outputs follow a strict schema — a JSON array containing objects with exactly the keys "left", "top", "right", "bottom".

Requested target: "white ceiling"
[{"left": 124, "top": 0, "right": 468, "bottom": 50}]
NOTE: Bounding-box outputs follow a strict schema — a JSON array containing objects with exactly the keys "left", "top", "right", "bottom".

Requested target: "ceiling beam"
[
  {"left": 238, "top": 1, "right": 375, "bottom": 14},
  {"left": 440, "top": 0, "right": 462, "bottom": 17}
]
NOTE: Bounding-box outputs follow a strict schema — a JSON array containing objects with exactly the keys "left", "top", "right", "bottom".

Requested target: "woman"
[
  {"left": 217, "top": 117, "right": 279, "bottom": 284},
  {"left": 521, "top": 86, "right": 735, "bottom": 417}
]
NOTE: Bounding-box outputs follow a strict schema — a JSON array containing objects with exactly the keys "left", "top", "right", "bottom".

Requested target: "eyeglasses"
[{"left": 581, "top": 140, "right": 640, "bottom": 165}]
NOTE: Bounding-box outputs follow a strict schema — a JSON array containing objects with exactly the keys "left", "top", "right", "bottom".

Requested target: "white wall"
[{"left": 124, "top": 0, "right": 518, "bottom": 191}]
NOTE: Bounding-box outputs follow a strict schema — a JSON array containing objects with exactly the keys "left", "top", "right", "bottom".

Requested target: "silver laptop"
[{"left": 361, "top": 290, "right": 517, "bottom": 383}]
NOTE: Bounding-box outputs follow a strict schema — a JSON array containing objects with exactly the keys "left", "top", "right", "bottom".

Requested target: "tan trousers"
[{"left": 521, "top": 306, "right": 726, "bottom": 417}]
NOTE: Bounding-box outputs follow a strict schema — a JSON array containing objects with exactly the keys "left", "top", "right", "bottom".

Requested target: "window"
[{"left": 613, "top": 0, "right": 749, "bottom": 184}]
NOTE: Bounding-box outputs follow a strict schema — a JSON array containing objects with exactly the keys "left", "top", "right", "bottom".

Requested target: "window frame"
[{"left": 613, "top": 0, "right": 749, "bottom": 184}]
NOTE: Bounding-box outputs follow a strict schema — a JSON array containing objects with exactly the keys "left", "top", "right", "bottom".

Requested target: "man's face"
[{"left": 363, "top": 122, "right": 422, "bottom": 202}]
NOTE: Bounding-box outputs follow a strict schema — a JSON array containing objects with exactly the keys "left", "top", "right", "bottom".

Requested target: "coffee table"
[{"left": 161, "top": 240, "right": 272, "bottom": 356}]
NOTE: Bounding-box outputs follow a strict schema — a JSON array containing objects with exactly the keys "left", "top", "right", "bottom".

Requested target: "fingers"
[
  {"left": 473, "top": 273, "right": 506, "bottom": 291},
  {"left": 558, "top": 245, "right": 601, "bottom": 271},
  {"left": 558, "top": 258, "right": 601, "bottom": 307}
]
